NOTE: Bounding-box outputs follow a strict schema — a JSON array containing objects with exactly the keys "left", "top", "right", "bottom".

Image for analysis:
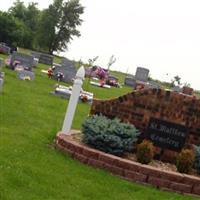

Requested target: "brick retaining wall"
[
  {"left": 90, "top": 88, "right": 200, "bottom": 161},
  {"left": 55, "top": 133, "right": 200, "bottom": 197}
]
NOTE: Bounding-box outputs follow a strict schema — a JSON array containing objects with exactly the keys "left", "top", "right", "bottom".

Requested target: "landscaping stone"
[
  {"left": 124, "top": 170, "right": 147, "bottom": 183},
  {"left": 170, "top": 182, "right": 192, "bottom": 193},
  {"left": 55, "top": 133, "right": 200, "bottom": 197},
  {"left": 148, "top": 176, "right": 171, "bottom": 188},
  {"left": 192, "top": 185, "right": 200, "bottom": 195}
]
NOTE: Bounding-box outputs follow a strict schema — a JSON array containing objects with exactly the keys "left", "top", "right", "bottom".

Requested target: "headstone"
[
  {"left": 31, "top": 51, "right": 41, "bottom": 59},
  {"left": 0, "top": 58, "right": 3, "bottom": 68},
  {"left": 53, "top": 85, "right": 93, "bottom": 104},
  {"left": 146, "top": 80, "right": 161, "bottom": 89},
  {"left": 135, "top": 67, "right": 149, "bottom": 82},
  {"left": 17, "top": 70, "right": 35, "bottom": 80},
  {"left": 33, "top": 58, "right": 39, "bottom": 67},
  {"left": 124, "top": 76, "right": 136, "bottom": 87},
  {"left": 0, "top": 78, "right": 3, "bottom": 92},
  {"left": 39, "top": 53, "right": 53, "bottom": 65},
  {"left": 0, "top": 72, "right": 5, "bottom": 79},
  {"left": 53, "top": 58, "right": 77, "bottom": 83},
  {"left": 61, "top": 57, "right": 73, "bottom": 66},
  {"left": 0, "top": 43, "right": 10, "bottom": 54},
  {"left": 90, "top": 81, "right": 111, "bottom": 88},
  {"left": 10, "top": 52, "right": 34, "bottom": 71},
  {"left": 106, "top": 75, "right": 119, "bottom": 87},
  {"left": 107, "top": 75, "right": 118, "bottom": 82}
]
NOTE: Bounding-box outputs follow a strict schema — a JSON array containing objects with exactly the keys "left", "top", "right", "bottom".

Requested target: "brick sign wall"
[{"left": 90, "top": 89, "right": 200, "bottom": 161}]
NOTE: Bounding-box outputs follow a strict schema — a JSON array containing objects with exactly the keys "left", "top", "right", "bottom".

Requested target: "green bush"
[
  {"left": 136, "top": 140, "right": 155, "bottom": 164},
  {"left": 82, "top": 115, "right": 140, "bottom": 156},
  {"left": 194, "top": 145, "right": 200, "bottom": 174},
  {"left": 176, "top": 149, "right": 195, "bottom": 174}
]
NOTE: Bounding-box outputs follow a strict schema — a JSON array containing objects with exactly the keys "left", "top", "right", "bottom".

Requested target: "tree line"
[{"left": 0, "top": 0, "right": 84, "bottom": 54}]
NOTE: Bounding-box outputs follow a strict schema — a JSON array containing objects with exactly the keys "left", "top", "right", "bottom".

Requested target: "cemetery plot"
[
  {"left": 17, "top": 70, "right": 35, "bottom": 81},
  {"left": 8, "top": 52, "right": 34, "bottom": 71},
  {"left": 124, "top": 67, "right": 155, "bottom": 89},
  {"left": 52, "top": 84, "right": 93, "bottom": 103},
  {"left": 50, "top": 58, "right": 77, "bottom": 83}
]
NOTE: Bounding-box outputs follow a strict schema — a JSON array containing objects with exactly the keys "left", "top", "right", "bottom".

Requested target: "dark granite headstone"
[
  {"left": 124, "top": 76, "right": 136, "bottom": 87},
  {"left": 10, "top": 52, "right": 34, "bottom": 71},
  {"left": 17, "top": 70, "right": 35, "bottom": 80},
  {"left": 53, "top": 58, "right": 76, "bottom": 83},
  {"left": 147, "top": 118, "right": 188, "bottom": 151},
  {"left": 31, "top": 51, "right": 41, "bottom": 59},
  {"left": 39, "top": 53, "right": 53, "bottom": 65},
  {"left": 135, "top": 67, "right": 149, "bottom": 82},
  {"left": 107, "top": 75, "right": 118, "bottom": 82},
  {"left": 0, "top": 44, "right": 10, "bottom": 54}
]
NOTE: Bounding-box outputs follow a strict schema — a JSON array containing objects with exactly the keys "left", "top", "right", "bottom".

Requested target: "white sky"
[{"left": 1, "top": 0, "right": 200, "bottom": 89}]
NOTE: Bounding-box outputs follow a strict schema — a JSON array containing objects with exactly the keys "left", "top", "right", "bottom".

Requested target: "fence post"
[{"left": 62, "top": 66, "right": 85, "bottom": 135}]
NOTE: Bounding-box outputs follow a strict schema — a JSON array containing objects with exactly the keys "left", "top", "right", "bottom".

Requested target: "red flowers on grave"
[{"left": 80, "top": 95, "right": 88, "bottom": 103}]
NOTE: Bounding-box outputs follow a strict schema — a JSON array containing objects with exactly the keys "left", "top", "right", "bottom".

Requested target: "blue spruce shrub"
[
  {"left": 194, "top": 145, "right": 200, "bottom": 174},
  {"left": 82, "top": 115, "right": 140, "bottom": 156}
]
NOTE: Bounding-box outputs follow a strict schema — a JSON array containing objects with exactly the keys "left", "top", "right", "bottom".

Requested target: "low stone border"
[{"left": 55, "top": 132, "right": 200, "bottom": 197}]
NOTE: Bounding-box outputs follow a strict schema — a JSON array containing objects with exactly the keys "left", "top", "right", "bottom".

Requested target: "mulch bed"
[{"left": 70, "top": 132, "right": 200, "bottom": 178}]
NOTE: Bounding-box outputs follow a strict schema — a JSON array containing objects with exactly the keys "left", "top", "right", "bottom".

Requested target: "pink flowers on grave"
[{"left": 96, "top": 67, "right": 108, "bottom": 80}]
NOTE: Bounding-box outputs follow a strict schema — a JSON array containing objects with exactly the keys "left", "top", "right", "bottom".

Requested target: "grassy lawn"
[{"left": 0, "top": 53, "right": 198, "bottom": 200}]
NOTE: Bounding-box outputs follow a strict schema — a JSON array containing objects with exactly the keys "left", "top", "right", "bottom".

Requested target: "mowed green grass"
[{"left": 0, "top": 54, "right": 198, "bottom": 200}]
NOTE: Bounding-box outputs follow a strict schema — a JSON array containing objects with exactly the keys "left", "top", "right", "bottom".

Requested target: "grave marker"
[
  {"left": 135, "top": 67, "right": 149, "bottom": 82},
  {"left": 53, "top": 58, "right": 77, "bottom": 83},
  {"left": 0, "top": 43, "right": 10, "bottom": 54},
  {"left": 39, "top": 53, "right": 53, "bottom": 65},
  {"left": 10, "top": 52, "right": 34, "bottom": 71},
  {"left": 0, "top": 58, "right": 3, "bottom": 68},
  {"left": 17, "top": 70, "right": 35, "bottom": 80}
]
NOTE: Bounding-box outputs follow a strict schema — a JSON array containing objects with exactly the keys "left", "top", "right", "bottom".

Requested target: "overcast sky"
[{"left": 1, "top": 0, "right": 200, "bottom": 89}]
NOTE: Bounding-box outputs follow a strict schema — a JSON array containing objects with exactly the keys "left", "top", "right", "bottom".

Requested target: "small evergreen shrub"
[
  {"left": 136, "top": 140, "right": 154, "bottom": 164},
  {"left": 176, "top": 149, "right": 195, "bottom": 174},
  {"left": 194, "top": 145, "right": 200, "bottom": 174},
  {"left": 82, "top": 115, "right": 140, "bottom": 156}
]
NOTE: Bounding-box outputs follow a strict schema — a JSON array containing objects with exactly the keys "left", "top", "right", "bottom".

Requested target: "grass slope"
[{"left": 0, "top": 54, "right": 198, "bottom": 200}]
